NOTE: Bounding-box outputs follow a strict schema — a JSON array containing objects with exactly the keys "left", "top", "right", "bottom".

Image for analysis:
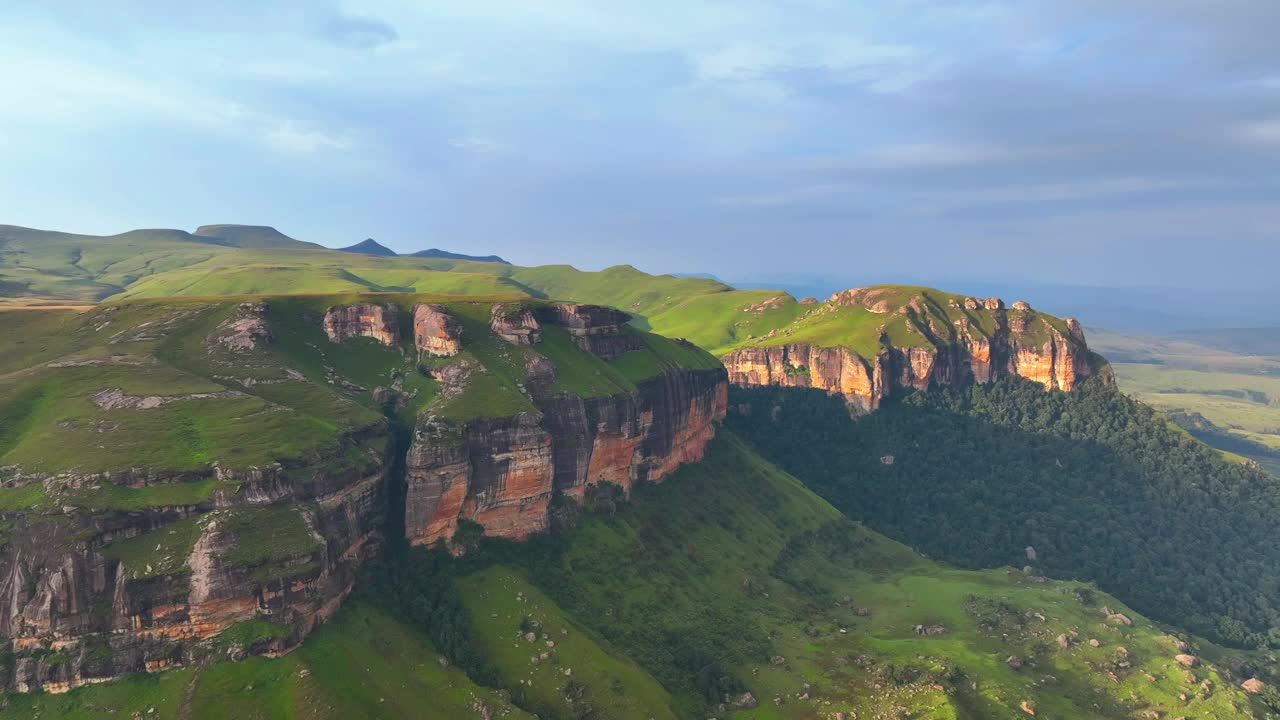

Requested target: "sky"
[{"left": 1, "top": 1, "right": 1278, "bottom": 288}]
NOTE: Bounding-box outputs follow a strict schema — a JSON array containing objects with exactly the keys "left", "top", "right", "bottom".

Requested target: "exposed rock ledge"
[
  {"left": 405, "top": 367, "right": 728, "bottom": 546},
  {"left": 722, "top": 292, "right": 1111, "bottom": 413}
]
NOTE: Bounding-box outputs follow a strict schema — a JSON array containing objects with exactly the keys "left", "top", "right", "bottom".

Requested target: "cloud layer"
[{"left": 1, "top": 1, "right": 1276, "bottom": 288}]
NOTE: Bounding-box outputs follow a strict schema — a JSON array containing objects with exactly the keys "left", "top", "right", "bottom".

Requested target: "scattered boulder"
[
  {"left": 914, "top": 624, "right": 947, "bottom": 636},
  {"left": 1106, "top": 612, "right": 1134, "bottom": 627},
  {"left": 728, "top": 692, "right": 758, "bottom": 709},
  {"left": 880, "top": 455, "right": 895, "bottom": 466},
  {"left": 855, "top": 607, "right": 871, "bottom": 617},
  {"left": 490, "top": 304, "right": 541, "bottom": 345},
  {"left": 1012, "top": 300, "right": 1032, "bottom": 311},
  {"left": 1056, "top": 634, "right": 1072, "bottom": 649},
  {"left": 1242, "top": 678, "right": 1265, "bottom": 694},
  {"left": 413, "top": 304, "right": 463, "bottom": 357},
  {"left": 985, "top": 297, "right": 1005, "bottom": 311},
  {"left": 1006, "top": 656, "right": 1024, "bottom": 670},
  {"left": 1174, "top": 654, "right": 1199, "bottom": 668},
  {"left": 1025, "top": 546, "right": 1037, "bottom": 561},
  {"left": 1089, "top": 639, "right": 1101, "bottom": 648},
  {"left": 963, "top": 297, "right": 981, "bottom": 310},
  {"left": 1020, "top": 699, "right": 1036, "bottom": 715}
]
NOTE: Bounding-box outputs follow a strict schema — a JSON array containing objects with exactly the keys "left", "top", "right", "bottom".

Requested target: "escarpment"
[
  {"left": 404, "top": 303, "right": 728, "bottom": 546},
  {"left": 0, "top": 295, "right": 725, "bottom": 692},
  {"left": 721, "top": 287, "right": 1111, "bottom": 413},
  {"left": 0, "top": 435, "right": 386, "bottom": 694}
]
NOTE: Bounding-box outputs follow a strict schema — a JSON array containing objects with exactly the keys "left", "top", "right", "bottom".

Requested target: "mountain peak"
[{"left": 339, "top": 238, "right": 397, "bottom": 256}]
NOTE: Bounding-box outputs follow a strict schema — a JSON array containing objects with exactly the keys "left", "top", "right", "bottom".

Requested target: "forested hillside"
[{"left": 728, "top": 379, "right": 1280, "bottom": 650}]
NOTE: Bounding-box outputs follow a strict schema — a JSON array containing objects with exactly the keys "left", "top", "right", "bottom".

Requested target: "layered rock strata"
[
  {"left": 489, "top": 303, "right": 542, "bottom": 345},
  {"left": 545, "top": 303, "right": 644, "bottom": 359},
  {"left": 0, "top": 434, "right": 386, "bottom": 694},
  {"left": 323, "top": 303, "right": 399, "bottom": 345},
  {"left": 413, "top": 303, "right": 463, "bottom": 357},
  {"left": 404, "top": 367, "right": 727, "bottom": 546},
  {"left": 722, "top": 290, "right": 1110, "bottom": 414},
  {"left": 405, "top": 303, "right": 728, "bottom": 546}
]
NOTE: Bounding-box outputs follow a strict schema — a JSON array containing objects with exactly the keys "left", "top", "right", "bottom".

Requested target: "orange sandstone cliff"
[
  {"left": 405, "top": 304, "right": 728, "bottom": 547},
  {"left": 720, "top": 287, "right": 1111, "bottom": 413}
]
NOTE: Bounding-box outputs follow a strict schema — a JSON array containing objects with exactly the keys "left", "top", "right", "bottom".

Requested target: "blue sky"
[{"left": 1, "top": 1, "right": 1278, "bottom": 288}]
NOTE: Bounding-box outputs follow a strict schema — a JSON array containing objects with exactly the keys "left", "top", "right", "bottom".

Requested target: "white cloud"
[
  {"left": 1235, "top": 117, "right": 1280, "bottom": 146},
  {"left": 449, "top": 136, "right": 503, "bottom": 153},
  {"left": 266, "top": 124, "right": 352, "bottom": 154}
]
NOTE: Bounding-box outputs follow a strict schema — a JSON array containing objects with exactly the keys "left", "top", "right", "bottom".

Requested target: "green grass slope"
[
  {"left": 4, "top": 434, "right": 1272, "bottom": 719},
  {"left": 464, "top": 435, "right": 1271, "bottom": 719},
  {"left": 0, "top": 602, "right": 532, "bottom": 720},
  {"left": 193, "top": 224, "right": 323, "bottom": 250},
  {"left": 647, "top": 285, "right": 1076, "bottom": 358}
]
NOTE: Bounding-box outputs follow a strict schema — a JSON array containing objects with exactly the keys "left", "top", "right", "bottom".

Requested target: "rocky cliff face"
[
  {"left": 405, "top": 304, "right": 728, "bottom": 547},
  {"left": 0, "top": 435, "right": 385, "bottom": 694},
  {"left": 0, "top": 296, "right": 726, "bottom": 692},
  {"left": 721, "top": 288, "right": 1110, "bottom": 413},
  {"left": 323, "top": 303, "right": 399, "bottom": 345},
  {"left": 413, "top": 303, "right": 463, "bottom": 357}
]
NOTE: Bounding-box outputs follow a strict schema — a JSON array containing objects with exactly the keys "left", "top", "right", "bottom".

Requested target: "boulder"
[
  {"left": 1174, "top": 654, "right": 1199, "bottom": 668},
  {"left": 1106, "top": 613, "right": 1134, "bottom": 627},
  {"left": 1242, "top": 678, "right": 1265, "bottom": 694}
]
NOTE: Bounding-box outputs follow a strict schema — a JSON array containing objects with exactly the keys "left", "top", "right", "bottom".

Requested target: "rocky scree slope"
[
  {"left": 0, "top": 293, "right": 725, "bottom": 693},
  {"left": 711, "top": 285, "right": 1113, "bottom": 413}
]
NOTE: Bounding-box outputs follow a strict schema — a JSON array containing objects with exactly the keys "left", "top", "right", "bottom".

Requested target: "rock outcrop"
[
  {"left": 490, "top": 303, "right": 542, "bottom": 345},
  {"left": 209, "top": 302, "right": 272, "bottom": 352},
  {"left": 413, "top": 303, "right": 463, "bottom": 357},
  {"left": 404, "top": 366, "right": 728, "bottom": 546},
  {"left": 0, "top": 435, "right": 386, "bottom": 694},
  {"left": 0, "top": 294, "right": 729, "bottom": 692},
  {"left": 721, "top": 288, "right": 1111, "bottom": 413},
  {"left": 323, "top": 303, "right": 399, "bottom": 345},
  {"left": 544, "top": 303, "right": 644, "bottom": 359}
]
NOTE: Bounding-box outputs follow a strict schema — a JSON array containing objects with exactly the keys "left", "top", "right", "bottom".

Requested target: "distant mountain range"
[{"left": 338, "top": 237, "right": 509, "bottom": 263}]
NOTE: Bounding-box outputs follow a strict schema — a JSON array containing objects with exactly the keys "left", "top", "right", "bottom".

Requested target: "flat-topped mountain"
[
  {"left": 192, "top": 224, "right": 322, "bottom": 250},
  {"left": 715, "top": 285, "right": 1112, "bottom": 412}
]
